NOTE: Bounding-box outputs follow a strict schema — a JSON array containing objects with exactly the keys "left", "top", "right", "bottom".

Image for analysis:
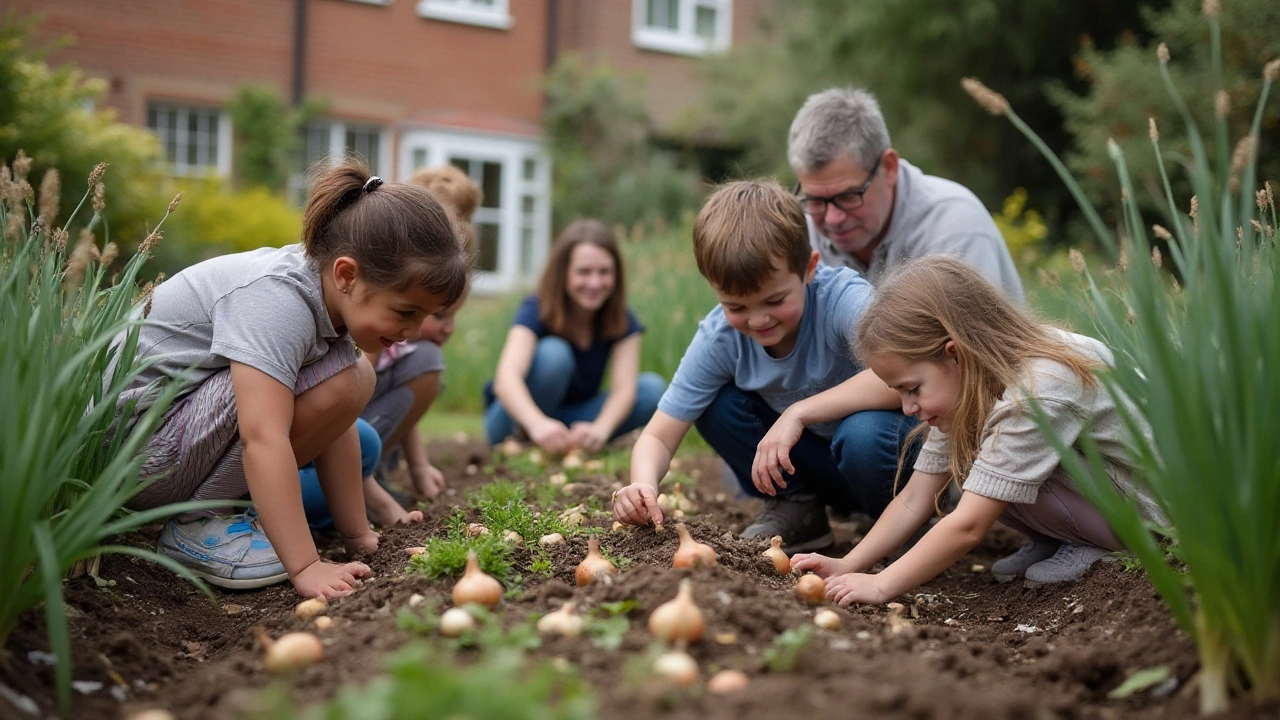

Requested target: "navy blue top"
[{"left": 485, "top": 295, "right": 644, "bottom": 407}]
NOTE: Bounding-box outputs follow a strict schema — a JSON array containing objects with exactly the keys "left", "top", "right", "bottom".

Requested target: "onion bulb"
[
  {"left": 672, "top": 523, "right": 717, "bottom": 569},
  {"left": 453, "top": 550, "right": 503, "bottom": 608},
  {"left": 294, "top": 597, "right": 327, "bottom": 619},
  {"left": 539, "top": 532, "right": 565, "bottom": 546},
  {"left": 439, "top": 607, "right": 476, "bottom": 637},
  {"left": 536, "top": 601, "right": 584, "bottom": 637},
  {"left": 648, "top": 578, "right": 704, "bottom": 644},
  {"left": 255, "top": 627, "right": 323, "bottom": 674},
  {"left": 795, "top": 573, "right": 827, "bottom": 605},
  {"left": 707, "top": 669, "right": 749, "bottom": 694},
  {"left": 574, "top": 535, "right": 617, "bottom": 586},
  {"left": 762, "top": 536, "right": 790, "bottom": 575},
  {"left": 814, "top": 608, "right": 842, "bottom": 630},
  {"left": 653, "top": 649, "right": 699, "bottom": 686}
]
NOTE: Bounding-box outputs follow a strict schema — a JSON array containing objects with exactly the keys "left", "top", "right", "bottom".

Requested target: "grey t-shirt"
[
  {"left": 914, "top": 329, "right": 1163, "bottom": 523},
  {"left": 657, "top": 265, "right": 872, "bottom": 439},
  {"left": 116, "top": 243, "right": 344, "bottom": 416},
  {"left": 808, "top": 158, "right": 1026, "bottom": 304}
]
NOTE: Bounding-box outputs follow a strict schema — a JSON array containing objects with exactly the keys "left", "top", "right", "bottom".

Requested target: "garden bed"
[{"left": 3, "top": 436, "right": 1273, "bottom": 720}]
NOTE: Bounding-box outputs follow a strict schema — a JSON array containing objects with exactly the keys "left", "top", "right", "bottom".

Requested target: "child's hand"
[
  {"left": 612, "top": 484, "right": 663, "bottom": 527},
  {"left": 568, "top": 421, "right": 609, "bottom": 452},
  {"left": 343, "top": 529, "right": 380, "bottom": 557},
  {"left": 529, "top": 418, "right": 572, "bottom": 455},
  {"left": 411, "top": 461, "right": 446, "bottom": 499},
  {"left": 752, "top": 411, "right": 804, "bottom": 495},
  {"left": 824, "top": 572, "right": 889, "bottom": 607},
  {"left": 790, "top": 552, "right": 855, "bottom": 578},
  {"left": 293, "top": 559, "right": 372, "bottom": 599}
]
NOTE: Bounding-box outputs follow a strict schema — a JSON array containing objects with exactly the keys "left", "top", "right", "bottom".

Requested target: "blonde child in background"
[
  {"left": 792, "top": 256, "right": 1162, "bottom": 603},
  {"left": 117, "top": 160, "right": 473, "bottom": 598},
  {"left": 359, "top": 165, "right": 480, "bottom": 506}
]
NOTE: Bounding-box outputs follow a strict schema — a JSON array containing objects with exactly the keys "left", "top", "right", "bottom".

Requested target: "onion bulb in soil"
[
  {"left": 814, "top": 608, "right": 842, "bottom": 630},
  {"left": 795, "top": 573, "right": 827, "bottom": 605},
  {"left": 536, "top": 601, "right": 584, "bottom": 637},
  {"left": 648, "top": 578, "right": 704, "bottom": 644},
  {"left": 574, "top": 535, "right": 617, "bottom": 586},
  {"left": 255, "top": 627, "right": 323, "bottom": 674},
  {"left": 294, "top": 597, "right": 327, "bottom": 619},
  {"left": 673, "top": 523, "right": 717, "bottom": 569},
  {"left": 653, "top": 649, "right": 699, "bottom": 686},
  {"left": 707, "top": 669, "right": 749, "bottom": 694},
  {"left": 453, "top": 550, "right": 503, "bottom": 608},
  {"left": 439, "top": 607, "right": 476, "bottom": 637},
  {"left": 762, "top": 536, "right": 790, "bottom": 575}
]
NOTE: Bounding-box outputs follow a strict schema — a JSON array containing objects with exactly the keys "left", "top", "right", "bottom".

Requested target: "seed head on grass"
[{"left": 961, "top": 78, "right": 1010, "bottom": 115}]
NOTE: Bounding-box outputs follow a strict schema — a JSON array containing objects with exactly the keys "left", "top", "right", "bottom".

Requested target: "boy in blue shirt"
[{"left": 612, "top": 180, "right": 915, "bottom": 552}]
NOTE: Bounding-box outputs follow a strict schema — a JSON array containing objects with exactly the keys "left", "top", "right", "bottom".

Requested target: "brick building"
[{"left": 11, "top": 0, "right": 768, "bottom": 291}]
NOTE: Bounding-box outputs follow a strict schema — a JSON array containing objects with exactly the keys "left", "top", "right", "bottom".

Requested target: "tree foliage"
[
  {"left": 0, "top": 17, "right": 165, "bottom": 244},
  {"left": 695, "top": 0, "right": 1164, "bottom": 233},
  {"left": 1052, "top": 0, "right": 1280, "bottom": 221}
]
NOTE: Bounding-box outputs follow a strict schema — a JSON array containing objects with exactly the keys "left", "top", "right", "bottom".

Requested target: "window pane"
[
  {"left": 695, "top": 6, "right": 717, "bottom": 40},
  {"left": 647, "top": 0, "right": 678, "bottom": 29},
  {"left": 476, "top": 222, "right": 499, "bottom": 272},
  {"left": 481, "top": 161, "right": 501, "bottom": 209}
]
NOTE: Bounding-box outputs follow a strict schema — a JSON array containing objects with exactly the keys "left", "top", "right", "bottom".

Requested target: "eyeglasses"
[{"left": 793, "top": 155, "right": 882, "bottom": 217}]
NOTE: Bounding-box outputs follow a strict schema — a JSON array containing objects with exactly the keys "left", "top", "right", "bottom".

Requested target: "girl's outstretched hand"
[
  {"left": 613, "top": 484, "right": 663, "bottom": 527},
  {"left": 293, "top": 559, "right": 372, "bottom": 599},
  {"left": 825, "top": 572, "right": 889, "bottom": 607},
  {"left": 790, "top": 552, "right": 854, "bottom": 578}
]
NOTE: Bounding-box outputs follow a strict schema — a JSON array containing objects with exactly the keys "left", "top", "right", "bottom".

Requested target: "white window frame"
[
  {"left": 632, "top": 0, "right": 732, "bottom": 56},
  {"left": 399, "top": 128, "right": 550, "bottom": 294},
  {"left": 417, "top": 0, "right": 513, "bottom": 30},
  {"left": 146, "top": 101, "right": 232, "bottom": 177}
]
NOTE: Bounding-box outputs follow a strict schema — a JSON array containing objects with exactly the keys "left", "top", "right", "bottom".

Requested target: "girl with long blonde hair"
[{"left": 792, "top": 256, "right": 1162, "bottom": 603}]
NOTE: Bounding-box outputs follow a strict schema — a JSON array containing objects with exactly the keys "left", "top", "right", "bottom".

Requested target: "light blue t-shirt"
[{"left": 657, "top": 265, "right": 872, "bottom": 439}]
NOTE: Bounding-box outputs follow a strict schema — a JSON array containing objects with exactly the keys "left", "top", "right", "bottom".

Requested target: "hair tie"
[{"left": 363, "top": 176, "right": 384, "bottom": 193}]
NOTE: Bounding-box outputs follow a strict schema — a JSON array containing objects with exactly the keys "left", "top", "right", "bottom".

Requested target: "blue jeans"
[
  {"left": 693, "top": 385, "right": 919, "bottom": 518},
  {"left": 485, "top": 336, "right": 667, "bottom": 445},
  {"left": 299, "top": 418, "right": 382, "bottom": 530}
]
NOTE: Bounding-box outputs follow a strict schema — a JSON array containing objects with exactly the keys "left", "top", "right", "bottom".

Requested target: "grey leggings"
[{"left": 997, "top": 474, "right": 1124, "bottom": 551}]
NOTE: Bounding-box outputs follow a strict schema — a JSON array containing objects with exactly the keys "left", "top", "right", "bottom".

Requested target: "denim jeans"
[
  {"left": 485, "top": 336, "right": 667, "bottom": 445},
  {"left": 693, "top": 384, "right": 919, "bottom": 518},
  {"left": 299, "top": 418, "right": 382, "bottom": 529}
]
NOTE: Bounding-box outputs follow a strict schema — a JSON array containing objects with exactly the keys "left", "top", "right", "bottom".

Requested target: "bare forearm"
[
  {"left": 312, "top": 424, "right": 371, "bottom": 540},
  {"left": 243, "top": 438, "right": 319, "bottom": 576}
]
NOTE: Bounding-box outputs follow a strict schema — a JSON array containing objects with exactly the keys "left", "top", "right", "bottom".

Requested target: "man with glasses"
[{"left": 789, "top": 87, "right": 1024, "bottom": 302}]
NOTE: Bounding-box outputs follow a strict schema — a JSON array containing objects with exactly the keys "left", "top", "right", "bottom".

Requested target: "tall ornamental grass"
[
  {"left": 964, "top": 13, "right": 1279, "bottom": 714},
  {"left": 0, "top": 154, "right": 215, "bottom": 717}
]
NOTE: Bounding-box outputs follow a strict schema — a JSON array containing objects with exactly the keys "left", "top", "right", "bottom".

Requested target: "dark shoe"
[
  {"left": 740, "top": 492, "right": 833, "bottom": 553},
  {"left": 991, "top": 540, "right": 1059, "bottom": 582}
]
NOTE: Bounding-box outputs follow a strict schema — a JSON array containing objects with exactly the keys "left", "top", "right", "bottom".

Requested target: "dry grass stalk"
[{"left": 960, "top": 78, "right": 1010, "bottom": 115}]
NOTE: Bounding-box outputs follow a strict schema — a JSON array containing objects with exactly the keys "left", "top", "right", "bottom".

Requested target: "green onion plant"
[{"left": 963, "top": 14, "right": 1279, "bottom": 714}]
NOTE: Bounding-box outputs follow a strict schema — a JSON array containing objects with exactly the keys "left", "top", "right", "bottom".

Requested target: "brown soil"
[{"left": 3, "top": 437, "right": 1274, "bottom": 720}]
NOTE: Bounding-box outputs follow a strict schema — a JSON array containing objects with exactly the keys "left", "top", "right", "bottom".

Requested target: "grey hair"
[{"left": 787, "top": 87, "right": 892, "bottom": 173}]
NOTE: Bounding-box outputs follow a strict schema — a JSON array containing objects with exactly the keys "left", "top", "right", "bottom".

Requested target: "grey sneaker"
[
  {"left": 740, "top": 493, "right": 833, "bottom": 553},
  {"left": 991, "top": 540, "right": 1059, "bottom": 582},
  {"left": 159, "top": 513, "right": 289, "bottom": 590},
  {"left": 1024, "top": 543, "right": 1112, "bottom": 586}
]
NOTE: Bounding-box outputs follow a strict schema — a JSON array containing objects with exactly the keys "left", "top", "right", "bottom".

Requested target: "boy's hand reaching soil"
[{"left": 293, "top": 559, "right": 372, "bottom": 599}]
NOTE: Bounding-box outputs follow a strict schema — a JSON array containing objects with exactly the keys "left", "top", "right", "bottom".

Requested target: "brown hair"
[
  {"left": 408, "top": 165, "right": 482, "bottom": 222},
  {"left": 693, "top": 180, "right": 811, "bottom": 295},
  {"left": 855, "top": 256, "right": 1101, "bottom": 503},
  {"left": 302, "top": 159, "right": 475, "bottom": 308},
  {"left": 537, "top": 219, "right": 629, "bottom": 340}
]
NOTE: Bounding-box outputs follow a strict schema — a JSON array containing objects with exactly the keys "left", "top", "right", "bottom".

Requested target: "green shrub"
[
  {"left": 0, "top": 156, "right": 216, "bottom": 717},
  {"left": 965, "top": 15, "right": 1279, "bottom": 712}
]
